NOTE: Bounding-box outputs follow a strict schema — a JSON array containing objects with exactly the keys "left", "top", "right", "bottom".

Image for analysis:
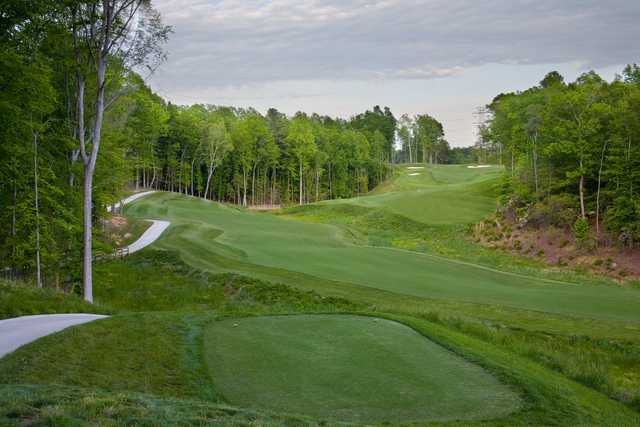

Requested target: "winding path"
[
  {"left": 112, "top": 191, "right": 171, "bottom": 254},
  {"left": 0, "top": 191, "right": 167, "bottom": 359},
  {"left": 0, "top": 314, "right": 108, "bottom": 358}
]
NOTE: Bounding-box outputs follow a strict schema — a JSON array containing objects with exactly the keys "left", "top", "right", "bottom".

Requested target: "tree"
[
  {"left": 202, "top": 120, "right": 232, "bottom": 200},
  {"left": 285, "top": 116, "right": 317, "bottom": 205},
  {"left": 68, "top": 0, "right": 170, "bottom": 302}
]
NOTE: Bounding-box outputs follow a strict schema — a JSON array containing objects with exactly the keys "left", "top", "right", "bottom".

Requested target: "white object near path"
[{"left": 0, "top": 314, "right": 108, "bottom": 358}]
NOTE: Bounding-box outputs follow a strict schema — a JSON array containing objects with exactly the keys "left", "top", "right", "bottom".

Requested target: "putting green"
[
  {"left": 204, "top": 315, "right": 520, "bottom": 423},
  {"left": 338, "top": 164, "right": 502, "bottom": 224}
]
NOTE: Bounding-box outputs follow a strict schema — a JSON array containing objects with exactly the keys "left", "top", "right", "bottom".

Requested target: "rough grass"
[
  {"left": 95, "top": 216, "right": 151, "bottom": 253},
  {"left": 0, "top": 279, "right": 110, "bottom": 320},
  {"left": 205, "top": 314, "right": 520, "bottom": 423},
  {"left": 0, "top": 384, "right": 316, "bottom": 427},
  {"left": 0, "top": 313, "right": 212, "bottom": 400},
  {"left": 93, "top": 249, "right": 360, "bottom": 314}
]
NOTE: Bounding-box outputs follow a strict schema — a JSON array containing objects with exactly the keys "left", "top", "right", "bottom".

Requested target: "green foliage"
[
  {"left": 574, "top": 217, "right": 589, "bottom": 246},
  {"left": 485, "top": 67, "right": 640, "bottom": 244}
]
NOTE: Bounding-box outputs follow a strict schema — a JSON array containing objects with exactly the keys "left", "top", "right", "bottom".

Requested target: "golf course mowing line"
[{"left": 204, "top": 314, "right": 521, "bottom": 423}]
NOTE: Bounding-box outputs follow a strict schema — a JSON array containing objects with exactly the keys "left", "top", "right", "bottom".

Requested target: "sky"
[{"left": 148, "top": 0, "right": 640, "bottom": 147}]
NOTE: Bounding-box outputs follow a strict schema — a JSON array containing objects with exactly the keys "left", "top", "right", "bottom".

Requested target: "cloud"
[{"left": 149, "top": 0, "right": 640, "bottom": 102}]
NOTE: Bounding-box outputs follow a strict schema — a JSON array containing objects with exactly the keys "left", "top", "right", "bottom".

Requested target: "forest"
[
  {"left": 0, "top": 1, "right": 455, "bottom": 292},
  {"left": 480, "top": 68, "right": 640, "bottom": 247},
  {"left": 2, "top": 1, "right": 639, "bottom": 299}
]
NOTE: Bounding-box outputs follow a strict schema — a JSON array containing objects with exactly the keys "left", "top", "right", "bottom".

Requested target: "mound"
[{"left": 204, "top": 314, "right": 520, "bottom": 423}]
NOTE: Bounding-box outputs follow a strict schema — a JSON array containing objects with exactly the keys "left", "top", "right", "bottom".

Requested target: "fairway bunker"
[{"left": 205, "top": 315, "right": 520, "bottom": 423}]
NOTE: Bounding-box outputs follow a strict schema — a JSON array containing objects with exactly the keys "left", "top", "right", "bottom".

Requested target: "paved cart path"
[
  {"left": 1, "top": 191, "right": 168, "bottom": 359},
  {"left": 0, "top": 314, "right": 108, "bottom": 358}
]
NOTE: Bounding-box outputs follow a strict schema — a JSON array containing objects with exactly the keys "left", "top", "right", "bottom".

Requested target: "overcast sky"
[{"left": 149, "top": 0, "right": 640, "bottom": 147}]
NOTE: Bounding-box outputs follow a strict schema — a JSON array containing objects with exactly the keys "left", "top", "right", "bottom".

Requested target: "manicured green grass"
[
  {"left": 205, "top": 314, "right": 520, "bottom": 423},
  {"left": 340, "top": 164, "right": 503, "bottom": 225},
  {"left": 124, "top": 192, "right": 640, "bottom": 322}
]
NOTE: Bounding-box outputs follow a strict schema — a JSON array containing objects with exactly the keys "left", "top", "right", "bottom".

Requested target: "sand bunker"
[
  {"left": 467, "top": 165, "right": 492, "bottom": 169},
  {"left": 409, "top": 173, "right": 421, "bottom": 176},
  {"left": 407, "top": 166, "right": 425, "bottom": 170}
]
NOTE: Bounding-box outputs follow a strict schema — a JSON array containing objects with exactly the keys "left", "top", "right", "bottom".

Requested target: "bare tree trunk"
[
  {"left": 532, "top": 134, "right": 539, "bottom": 195},
  {"left": 579, "top": 175, "right": 586, "bottom": 218},
  {"left": 299, "top": 159, "right": 303, "bottom": 205},
  {"left": 596, "top": 139, "right": 609, "bottom": 235},
  {"left": 204, "top": 159, "right": 215, "bottom": 200},
  {"left": 628, "top": 135, "right": 633, "bottom": 197},
  {"left": 511, "top": 150, "right": 515, "bottom": 177},
  {"left": 251, "top": 164, "right": 256, "bottom": 205},
  {"left": 33, "top": 131, "right": 42, "bottom": 288},
  {"left": 12, "top": 175, "right": 17, "bottom": 274},
  {"left": 242, "top": 166, "right": 248, "bottom": 207},
  {"left": 190, "top": 158, "right": 195, "bottom": 196},
  {"left": 82, "top": 46, "right": 107, "bottom": 303},
  {"left": 328, "top": 163, "right": 332, "bottom": 199},
  {"left": 150, "top": 165, "right": 157, "bottom": 189},
  {"left": 315, "top": 168, "right": 319, "bottom": 201}
]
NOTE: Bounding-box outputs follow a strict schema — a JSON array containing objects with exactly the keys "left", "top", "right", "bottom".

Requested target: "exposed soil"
[
  {"left": 247, "top": 204, "right": 282, "bottom": 211},
  {"left": 100, "top": 216, "right": 147, "bottom": 248},
  {"left": 475, "top": 221, "right": 640, "bottom": 283}
]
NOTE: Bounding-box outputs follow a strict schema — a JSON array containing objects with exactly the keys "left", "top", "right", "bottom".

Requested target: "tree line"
[
  {"left": 2, "top": 0, "right": 443, "bottom": 298},
  {"left": 129, "top": 102, "right": 398, "bottom": 206},
  {"left": 0, "top": 0, "right": 170, "bottom": 298},
  {"left": 482, "top": 67, "right": 640, "bottom": 246}
]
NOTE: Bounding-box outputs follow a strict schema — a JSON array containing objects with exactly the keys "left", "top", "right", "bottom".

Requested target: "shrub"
[
  {"left": 574, "top": 217, "right": 589, "bottom": 248},
  {"left": 528, "top": 194, "right": 577, "bottom": 229}
]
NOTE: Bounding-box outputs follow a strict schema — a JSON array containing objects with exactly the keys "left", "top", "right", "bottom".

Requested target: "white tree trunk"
[
  {"left": 33, "top": 131, "right": 42, "bottom": 288},
  {"left": 596, "top": 140, "right": 608, "bottom": 235},
  {"left": 299, "top": 158, "right": 303, "bottom": 205}
]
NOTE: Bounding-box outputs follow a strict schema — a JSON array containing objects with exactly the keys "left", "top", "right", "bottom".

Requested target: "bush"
[
  {"left": 574, "top": 217, "right": 589, "bottom": 248},
  {"left": 605, "top": 196, "right": 640, "bottom": 247},
  {"left": 528, "top": 195, "right": 577, "bottom": 229}
]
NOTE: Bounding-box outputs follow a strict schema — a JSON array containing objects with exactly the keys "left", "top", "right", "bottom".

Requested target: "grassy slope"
[
  {"left": 2, "top": 164, "right": 639, "bottom": 425},
  {"left": 343, "top": 164, "right": 503, "bottom": 225},
  {"left": 0, "top": 280, "right": 111, "bottom": 320},
  {"left": 1, "top": 251, "right": 638, "bottom": 425},
  {"left": 205, "top": 315, "right": 519, "bottom": 424},
  {"left": 123, "top": 190, "right": 640, "bottom": 323}
]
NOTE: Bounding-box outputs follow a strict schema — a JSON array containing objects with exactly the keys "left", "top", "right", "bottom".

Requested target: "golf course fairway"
[
  {"left": 337, "top": 164, "right": 504, "bottom": 225},
  {"left": 204, "top": 315, "right": 520, "bottom": 423},
  {"left": 125, "top": 190, "right": 640, "bottom": 322}
]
